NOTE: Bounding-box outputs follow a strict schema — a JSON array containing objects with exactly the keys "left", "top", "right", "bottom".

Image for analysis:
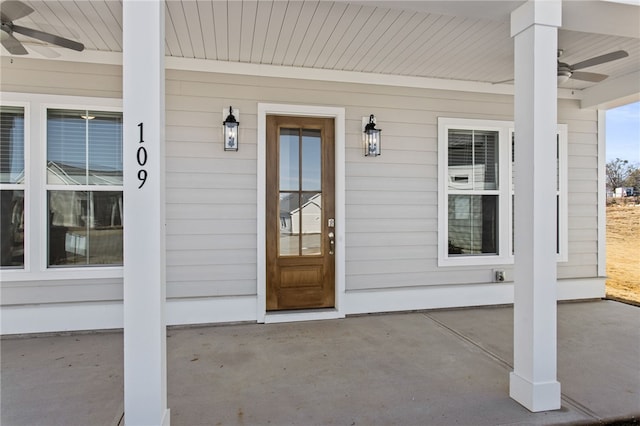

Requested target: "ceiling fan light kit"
[
  {"left": 1, "top": 0, "right": 84, "bottom": 55},
  {"left": 557, "top": 69, "right": 572, "bottom": 84}
]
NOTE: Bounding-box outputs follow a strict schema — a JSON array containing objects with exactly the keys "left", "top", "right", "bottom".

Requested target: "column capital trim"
[{"left": 511, "top": 0, "right": 562, "bottom": 38}]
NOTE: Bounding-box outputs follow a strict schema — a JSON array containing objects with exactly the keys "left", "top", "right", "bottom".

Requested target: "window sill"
[{"left": 438, "top": 255, "right": 514, "bottom": 268}]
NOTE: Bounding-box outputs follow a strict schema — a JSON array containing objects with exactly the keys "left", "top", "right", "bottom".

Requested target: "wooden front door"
[{"left": 266, "top": 115, "right": 335, "bottom": 311}]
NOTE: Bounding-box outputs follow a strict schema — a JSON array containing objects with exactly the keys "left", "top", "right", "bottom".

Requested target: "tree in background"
[
  {"left": 625, "top": 167, "right": 640, "bottom": 191},
  {"left": 606, "top": 158, "right": 637, "bottom": 191}
]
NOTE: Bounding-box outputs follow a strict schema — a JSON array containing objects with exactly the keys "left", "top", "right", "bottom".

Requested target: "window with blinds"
[
  {"left": 46, "top": 109, "right": 123, "bottom": 267},
  {"left": 47, "top": 109, "right": 123, "bottom": 185},
  {"left": 439, "top": 117, "right": 568, "bottom": 266},
  {"left": 448, "top": 129, "right": 498, "bottom": 191},
  {"left": 447, "top": 129, "right": 500, "bottom": 256}
]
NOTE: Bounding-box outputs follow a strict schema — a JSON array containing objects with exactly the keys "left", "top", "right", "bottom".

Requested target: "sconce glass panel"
[
  {"left": 363, "top": 115, "right": 381, "bottom": 156},
  {"left": 223, "top": 107, "right": 239, "bottom": 151}
]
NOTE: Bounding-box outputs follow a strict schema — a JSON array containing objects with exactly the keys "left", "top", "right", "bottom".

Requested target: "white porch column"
[
  {"left": 123, "top": 0, "right": 169, "bottom": 425},
  {"left": 509, "top": 0, "right": 562, "bottom": 412}
]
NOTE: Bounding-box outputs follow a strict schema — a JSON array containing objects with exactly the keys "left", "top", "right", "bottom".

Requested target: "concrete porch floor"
[{"left": 1, "top": 300, "right": 639, "bottom": 426}]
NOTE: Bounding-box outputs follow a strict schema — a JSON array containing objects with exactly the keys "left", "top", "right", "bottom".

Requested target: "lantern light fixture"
[
  {"left": 363, "top": 114, "right": 381, "bottom": 157},
  {"left": 223, "top": 106, "right": 239, "bottom": 151}
]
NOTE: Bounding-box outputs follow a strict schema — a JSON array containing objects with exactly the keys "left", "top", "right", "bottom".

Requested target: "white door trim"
[{"left": 257, "top": 103, "right": 346, "bottom": 323}]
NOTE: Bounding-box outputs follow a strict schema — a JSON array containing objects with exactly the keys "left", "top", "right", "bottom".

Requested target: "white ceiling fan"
[
  {"left": 494, "top": 48, "right": 629, "bottom": 85},
  {"left": 1, "top": 0, "right": 84, "bottom": 55},
  {"left": 556, "top": 49, "right": 629, "bottom": 84}
]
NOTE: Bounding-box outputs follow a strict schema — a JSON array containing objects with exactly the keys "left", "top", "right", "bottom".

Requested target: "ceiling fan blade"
[
  {"left": 1, "top": 31, "right": 28, "bottom": 54},
  {"left": 571, "top": 50, "right": 629, "bottom": 71},
  {"left": 570, "top": 71, "right": 608, "bottom": 83},
  {"left": 0, "top": 0, "right": 33, "bottom": 23},
  {"left": 11, "top": 24, "right": 84, "bottom": 51},
  {"left": 34, "top": 22, "right": 80, "bottom": 40}
]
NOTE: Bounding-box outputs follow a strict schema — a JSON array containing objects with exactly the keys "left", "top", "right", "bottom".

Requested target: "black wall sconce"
[
  {"left": 223, "top": 106, "right": 239, "bottom": 151},
  {"left": 363, "top": 114, "right": 381, "bottom": 156}
]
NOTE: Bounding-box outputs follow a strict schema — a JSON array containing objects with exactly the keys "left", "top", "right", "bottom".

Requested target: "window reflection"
[
  {"left": 1, "top": 106, "right": 25, "bottom": 268},
  {"left": 448, "top": 195, "right": 498, "bottom": 255},
  {"left": 47, "top": 109, "right": 123, "bottom": 185},
  {"left": 1, "top": 106, "right": 25, "bottom": 184},
  {"left": 279, "top": 192, "right": 322, "bottom": 256},
  {"left": 0, "top": 190, "right": 24, "bottom": 267},
  {"left": 300, "top": 192, "right": 322, "bottom": 255},
  {"left": 279, "top": 192, "right": 299, "bottom": 256},
  {"left": 301, "top": 129, "right": 321, "bottom": 191},
  {"left": 448, "top": 130, "right": 498, "bottom": 191},
  {"left": 48, "top": 190, "right": 123, "bottom": 266},
  {"left": 279, "top": 128, "right": 299, "bottom": 191},
  {"left": 278, "top": 127, "right": 323, "bottom": 257}
]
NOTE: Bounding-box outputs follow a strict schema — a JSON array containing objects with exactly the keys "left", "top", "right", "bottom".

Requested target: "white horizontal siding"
[
  {"left": 1, "top": 279, "right": 122, "bottom": 305},
  {"left": 0, "top": 59, "right": 601, "bottom": 309},
  {"left": 163, "top": 70, "right": 600, "bottom": 295},
  {"left": 559, "top": 101, "right": 599, "bottom": 280},
  {"left": 0, "top": 57, "right": 121, "bottom": 98}
]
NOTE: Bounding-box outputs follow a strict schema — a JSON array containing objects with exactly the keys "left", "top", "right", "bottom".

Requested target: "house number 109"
[{"left": 137, "top": 122, "right": 148, "bottom": 189}]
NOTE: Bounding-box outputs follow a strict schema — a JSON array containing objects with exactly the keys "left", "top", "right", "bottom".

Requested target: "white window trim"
[
  {"left": 556, "top": 124, "right": 569, "bottom": 262},
  {"left": 438, "top": 118, "right": 513, "bottom": 267},
  {"left": 438, "top": 117, "right": 568, "bottom": 267},
  {"left": 1, "top": 92, "right": 123, "bottom": 282}
]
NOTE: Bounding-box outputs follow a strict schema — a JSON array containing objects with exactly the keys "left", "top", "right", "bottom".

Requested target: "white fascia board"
[
  {"left": 164, "top": 56, "right": 579, "bottom": 100},
  {"left": 581, "top": 71, "right": 640, "bottom": 109},
  {"left": 24, "top": 47, "right": 579, "bottom": 100},
  {"left": 562, "top": 0, "right": 640, "bottom": 39},
  {"left": 165, "top": 56, "right": 517, "bottom": 94},
  {"left": 13, "top": 45, "right": 124, "bottom": 65}
]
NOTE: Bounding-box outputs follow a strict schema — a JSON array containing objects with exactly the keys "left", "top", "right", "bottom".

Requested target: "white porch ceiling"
[{"left": 5, "top": 0, "right": 640, "bottom": 97}]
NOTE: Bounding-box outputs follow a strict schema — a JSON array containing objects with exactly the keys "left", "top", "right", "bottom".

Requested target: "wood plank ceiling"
[{"left": 10, "top": 0, "right": 640, "bottom": 90}]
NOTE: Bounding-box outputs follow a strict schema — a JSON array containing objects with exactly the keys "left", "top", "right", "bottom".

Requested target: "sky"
[{"left": 606, "top": 101, "right": 640, "bottom": 165}]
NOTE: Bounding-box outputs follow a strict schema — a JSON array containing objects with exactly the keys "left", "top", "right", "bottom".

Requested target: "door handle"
[{"left": 328, "top": 232, "right": 335, "bottom": 255}]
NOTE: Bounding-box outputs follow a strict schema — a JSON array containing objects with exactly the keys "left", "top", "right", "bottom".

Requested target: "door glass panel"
[
  {"left": 279, "top": 192, "right": 299, "bottom": 256},
  {"left": 279, "top": 128, "right": 299, "bottom": 191},
  {"left": 302, "top": 129, "right": 321, "bottom": 191},
  {"left": 278, "top": 127, "right": 323, "bottom": 257},
  {"left": 301, "top": 192, "right": 322, "bottom": 255}
]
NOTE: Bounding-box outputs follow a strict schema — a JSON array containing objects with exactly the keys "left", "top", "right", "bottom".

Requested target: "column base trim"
[{"left": 509, "top": 372, "right": 561, "bottom": 412}]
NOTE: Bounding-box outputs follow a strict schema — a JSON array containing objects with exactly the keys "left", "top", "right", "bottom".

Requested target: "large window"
[
  {"left": 447, "top": 129, "right": 500, "bottom": 256},
  {"left": 47, "top": 109, "right": 123, "bottom": 266},
  {"left": 1, "top": 95, "right": 122, "bottom": 278},
  {"left": 0, "top": 106, "right": 25, "bottom": 268},
  {"left": 438, "top": 118, "right": 567, "bottom": 266}
]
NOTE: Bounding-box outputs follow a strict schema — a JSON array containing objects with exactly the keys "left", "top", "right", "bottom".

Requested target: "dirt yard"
[{"left": 606, "top": 202, "right": 640, "bottom": 304}]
